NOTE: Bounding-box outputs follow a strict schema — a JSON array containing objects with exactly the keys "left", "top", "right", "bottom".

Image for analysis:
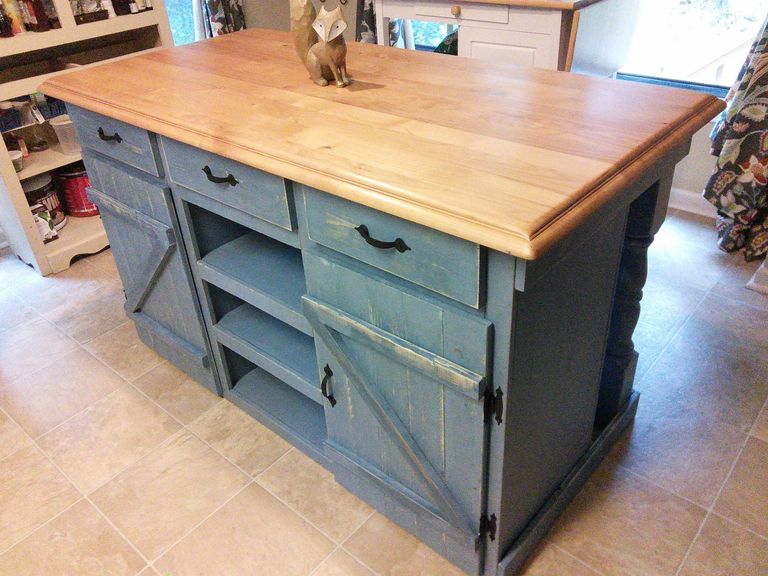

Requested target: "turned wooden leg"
[{"left": 595, "top": 172, "right": 672, "bottom": 429}]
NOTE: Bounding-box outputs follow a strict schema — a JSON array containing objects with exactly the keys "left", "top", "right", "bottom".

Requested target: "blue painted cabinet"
[
  {"left": 65, "top": 106, "right": 675, "bottom": 576},
  {"left": 82, "top": 153, "right": 216, "bottom": 392}
]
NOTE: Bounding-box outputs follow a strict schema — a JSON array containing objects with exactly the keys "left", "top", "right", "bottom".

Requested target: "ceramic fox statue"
[{"left": 290, "top": 0, "right": 350, "bottom": 87}]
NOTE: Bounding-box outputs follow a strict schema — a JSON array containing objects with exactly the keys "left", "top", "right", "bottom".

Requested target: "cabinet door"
[
  {"left": 458, "top": 27, "right": 558, "bottom": 69},
  {"left": 301, "top": 253, "right": 493, "bottom": 560},
  {"left": 85, "top": 168, "right": 216, "bottom": 392}
]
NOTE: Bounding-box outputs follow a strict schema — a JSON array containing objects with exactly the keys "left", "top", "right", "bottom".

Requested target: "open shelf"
[
  {"left": 226, "top": 364, "right": 328, "bottom": 465},
  {"left": 212, "top": 302, "right": 320, "bottom": 404},
  {"left": 16, "top": 144, "right": 82, "bottom": 180},
  {"left": 0, "top": 12, "right": 164, "bottom": 58},
  {"left": 199, "top": 232, "right": 311, "bottom": 336}
]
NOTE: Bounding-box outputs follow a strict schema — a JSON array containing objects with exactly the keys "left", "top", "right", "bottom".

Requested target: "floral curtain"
[
  {"left": 203, "top": 0, "right": 245, "bottom": 37},
  {"left": 704, "top": 16, "right": 768, "bottom": 261}
]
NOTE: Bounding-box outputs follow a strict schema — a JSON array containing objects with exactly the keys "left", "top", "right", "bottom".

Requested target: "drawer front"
[
  {"left": 68, "top": 105, "right": 160, "bottom": 176},
  {"left": 459, "top": 27, "right": 558, "bottom": 69},
  {"left": 415, "top": 1, "right": 508, "bottom": 24},
  {"left": 301, "top": 188, "right": 483, "bottom": 308},
  {"left": 161, "top": 137, "right": 294, "bottom": 231}
]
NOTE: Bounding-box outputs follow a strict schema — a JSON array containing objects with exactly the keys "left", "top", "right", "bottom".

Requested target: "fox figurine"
[{"left": 290, "top": 0, "right": 350, "bottom": 87}]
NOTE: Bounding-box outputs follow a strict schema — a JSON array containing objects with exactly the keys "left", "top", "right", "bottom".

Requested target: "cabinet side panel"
[{"left": 495, "top": 209, "right": 628, "bottom": 556}]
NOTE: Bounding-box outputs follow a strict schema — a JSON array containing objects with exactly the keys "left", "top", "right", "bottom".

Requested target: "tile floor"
[{"left": 0, "top": 209, "right": 766, "bottom": 576}]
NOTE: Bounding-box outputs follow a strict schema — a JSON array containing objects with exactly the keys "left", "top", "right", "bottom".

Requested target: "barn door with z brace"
[{"left": 301, "top": 259, "right": 496, "bottom": 563}]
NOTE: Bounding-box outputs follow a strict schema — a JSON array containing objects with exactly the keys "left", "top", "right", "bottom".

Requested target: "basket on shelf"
[{"left": 0, "top": 108, "right": 22, "bottom": 133}]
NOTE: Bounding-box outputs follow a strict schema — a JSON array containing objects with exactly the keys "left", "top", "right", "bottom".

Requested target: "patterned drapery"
[
  {"left": 203, "top": 0, "right": 245, "bottom": 37},
  {"left": 704, "top": 16, "right": 768, "bottom": 261}
]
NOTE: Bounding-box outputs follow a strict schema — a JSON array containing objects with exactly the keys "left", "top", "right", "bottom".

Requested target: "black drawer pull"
[
  {"left": 354, "top": 224, "right": 410, "bottom": 253},
  {"left": 97, "top": 128, "right": 122, "bottom": 143},
  {"left": 321, "top": 364, "right": 337, "bottom": 407},
  {"left": 202, "top": 165, "right": 239, "bottom": 187}
]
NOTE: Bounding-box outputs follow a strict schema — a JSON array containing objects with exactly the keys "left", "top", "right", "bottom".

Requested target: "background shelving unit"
[{"left": 0, "top": 0, "right": 173, "bottom": 275}]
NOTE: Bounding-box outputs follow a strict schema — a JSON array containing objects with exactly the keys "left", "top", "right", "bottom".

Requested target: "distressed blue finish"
[
  {"left": 69, "top": 106, "right": 160, "bottom": 176},
  {"left": 65, "top": 106, "right": 680, "bottom": 576},
  {"left": 301, "top": 186, "right": 484, "bottom": 308},
  {"left": 84, "top": 173, "right": 215, "bottom": 392},
  {"left": 160, "top": 137, "right": 295, "bottom": 231}
]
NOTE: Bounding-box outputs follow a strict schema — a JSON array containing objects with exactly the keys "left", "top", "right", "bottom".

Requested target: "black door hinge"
[
  {"left": 483, "top": 387, "right": 503, "bottom": 425},
  {"left": 476, "top": 513, "right": 497, "bottom": 550}
]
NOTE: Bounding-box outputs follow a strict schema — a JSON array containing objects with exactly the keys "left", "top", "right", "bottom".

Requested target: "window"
[
  {"left": 166, "top": 0, "right": 196, "bottom": 45},
  {"left": 621, "top": 0, "right": 764, "bottom": 88}
]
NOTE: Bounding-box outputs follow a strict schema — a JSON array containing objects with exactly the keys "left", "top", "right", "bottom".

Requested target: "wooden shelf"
[
  {"left": 0, "top": 12, "right": 163, "bottom": 59},
  {"left": 213, "top": 303, "right": 320, "bottom": 404},
  {"left": 226, "top": 366, "right": 328, "bottom": 465},
  {"left": 16, "top": 144, "right": 81, "bottom": 181},
  {"left": 199, "top": 232, "right": 311, "bottom": 336},
  {"left": 0, "top": 47, "right": 163, "bottom": 101},
  {"left": 44, "top": 214, "right": 108, "bottom": 272}
]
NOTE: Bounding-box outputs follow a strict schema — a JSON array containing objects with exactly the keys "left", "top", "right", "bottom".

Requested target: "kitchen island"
[{"left": 41, "top": 29, "right": 723, "bottom": 575}]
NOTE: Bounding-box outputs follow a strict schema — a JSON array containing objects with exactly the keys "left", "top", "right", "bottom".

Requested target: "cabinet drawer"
[
  {"left": 415, "top": 1, "right": 508, "bottom": 24},
  {"left": 161, "top": 137, "right": 295, "bottom": 231},
  {"left": 301, "top": 188, "right": 483, "bottom": 308},
  {"left": 68, "top": 105, "right": 160, "bottom": 177}
]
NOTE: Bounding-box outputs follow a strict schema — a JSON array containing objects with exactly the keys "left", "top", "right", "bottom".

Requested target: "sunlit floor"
[{"left": 0, "top": 209, "right": 765, "bottom": 576}]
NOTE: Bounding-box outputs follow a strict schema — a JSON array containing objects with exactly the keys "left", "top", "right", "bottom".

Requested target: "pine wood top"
[{"left": 41, "top": 29, "right": 723, "bottom": 259}]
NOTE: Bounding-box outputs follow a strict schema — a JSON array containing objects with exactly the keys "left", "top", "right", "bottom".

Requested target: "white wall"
[
  {"left": 669, "top": 122, "right": 719, "bottom": 218},
  {"left": 242, "top": 0, "right": 358, "bottom": 41}
]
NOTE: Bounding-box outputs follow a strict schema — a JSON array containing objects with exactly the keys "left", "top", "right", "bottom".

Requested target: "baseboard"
[{"left": 668, "top": 187, "right": 717, "bottom": 218}]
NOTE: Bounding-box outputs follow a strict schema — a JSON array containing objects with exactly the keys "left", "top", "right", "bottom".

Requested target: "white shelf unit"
[{"left": 0, "top": 0, "right": 173, "bottom": 275}]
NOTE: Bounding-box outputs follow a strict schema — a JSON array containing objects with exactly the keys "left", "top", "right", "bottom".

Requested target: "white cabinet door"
[{"left": 458, "top": 27, "right": 558, "bottom": 69}]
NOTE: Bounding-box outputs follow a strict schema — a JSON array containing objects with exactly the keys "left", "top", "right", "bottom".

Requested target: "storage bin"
[
  {"left": 58, "top": 163, "right": 98, "bottom": 217},
  {"left": 49, "top": 114, "right": 80, "bottom": 154}
]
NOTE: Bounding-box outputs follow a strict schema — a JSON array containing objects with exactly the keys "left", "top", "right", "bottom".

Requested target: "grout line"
[
  {"left": 549, "top": 542, "right": 609, "bottom": 576},
  {"left": 307, "top": 545, "right": 342, "bottom": 576},
  {"left": 672, "top": 394, "right": 768, "bottom": 576},
  {"left": 146, "top": 480, "right": 252, "bottom": 564},
  {"left": 0, "top": 410, "right": 153, "bottom": 569},
  {"left": 710, "top": 510, "right": 768, "bottom": 542},
  {"left": 0, "top": 494, "right": 86, "bottom": 557}
]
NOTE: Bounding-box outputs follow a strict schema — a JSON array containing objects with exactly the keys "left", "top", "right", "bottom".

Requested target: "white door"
[{"left": 458, "top": 27, "right": 558, "bottom": 69}]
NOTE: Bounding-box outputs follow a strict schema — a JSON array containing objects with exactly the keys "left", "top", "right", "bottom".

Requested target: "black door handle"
[
  {"left": 321, "top": 364, "right": 337, "bottom": 407},
  {"left": 354, "top": 224, "right": 410, "bottom": 253},
  {"left": 97, "top": 127, "right": 122, "bottom": 143},
  {"left": 202, "top": 165, "right": 239, "bottom": 187}
]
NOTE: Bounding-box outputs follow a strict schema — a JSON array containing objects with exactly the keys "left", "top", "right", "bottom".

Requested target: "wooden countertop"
[{"left": 41, "top": 29, "right": 723, "bottom": 259}]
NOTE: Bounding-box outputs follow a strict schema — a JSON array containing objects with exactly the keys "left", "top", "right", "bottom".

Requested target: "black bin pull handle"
[
  {"left": 202, "top": 165, "right": 239, "bottom": 187},
  {"left": 355, "top": 224, "right": 410, "bottom": 253},
  {"left": 321, "top": 364, "right": 337, "bottom": 407},
  {"left": 97, "top": 127, "right": 122, "bottom": 143}
]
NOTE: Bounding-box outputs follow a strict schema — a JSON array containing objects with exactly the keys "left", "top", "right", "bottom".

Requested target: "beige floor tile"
[
  {"left": 548, "top": 462, "right": 705, "bottom": 576},
  {"left": 133, "top": 362, "right": 219, "bottom": 424},
  {"left": 155, "top": 483, "right": 333, "bottom": 576},
  {"left": 314, "top": 550, "right": 375, "bottom": 576},
  {"left": 714, "top": 437, "right": 768, "bottom": 537},
  {"left": 0, "top": 317, "right": 78, "bottom": 385},
  {"left": 85, "top": 248, "right": 120, "bottom": 278},
  {"left": 344, "top": 513, "right": 467, "bottom": 576},
  {"left": 91, "top": 431, "right": 249, "bottom": 560},
  {"left": 0, "top": 249, "right": 42, "bottom": 292},
  {"left": 85, "top": 321, "right": 163, "bottom": 381},
  {"left": 257, "top": 449, "right": 373, "bottom": 543},
  {"left": 188, "top": 400, "right": 291, "bottom": 476},
  {"left": 519, "top": 542, "right": 601, "bottom": 576},
  {"left": 0, "top": 446, "right": 79, "bottom": 551},
  {"left": 9, "top": 259, "right": 116, "bottom": 312},
  {"left": 0, "top": 409, "right": 32, "bottom": 462},
  {"left": 678, "top": 513, "right": 768, "bottom": 576},
  {"left": 712, "top": 257, "right": 768, "bottom": 311},
  {"left": 0, "top": 348, "right": 123, "bottom": 438},
  {"left": 42, "top": 283, "right": 127, "bottom": 343},
  {"left": 0, "top": 499, "right": 145, "bottom": 576},
  {"left": 619, "top": 292, "right": 768, "bottom": 507},
  {"left": 753, "top": 406, "right": 768, "bottom": 443},
  {"left": 137, "top": 568, "right": 159, "bottom": 576},
  {"left": 0, "top": 288, "right": 38, "bottom": 332},
  {"left": 38, "top": 385, "right": 181, "bottom": 494}
]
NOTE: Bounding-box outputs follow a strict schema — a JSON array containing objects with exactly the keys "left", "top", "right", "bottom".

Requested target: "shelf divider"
[
  {"left": 199, "top": 232, "right": 312, "bottom": 336},
  {"left": 213, "top": 302, "right": 320, "bottom": 404}
]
